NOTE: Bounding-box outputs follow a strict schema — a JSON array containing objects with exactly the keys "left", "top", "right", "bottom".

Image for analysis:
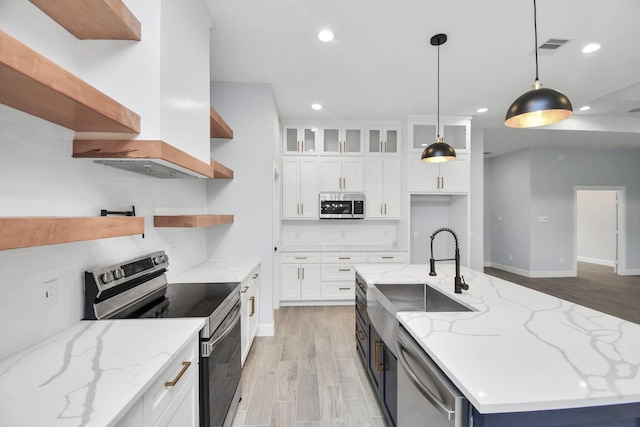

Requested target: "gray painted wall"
[
  {"left": 207, "top": 82, "right": 277, "bottom": 331},
  {"left": 486, "top": 146, "right": 640, "bottom": 276}
]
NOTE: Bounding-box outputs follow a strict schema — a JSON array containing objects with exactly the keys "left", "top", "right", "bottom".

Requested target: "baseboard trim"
[
  {"left": 279, "top": 300, "right": 354, "bottom": 307},
  {"left": 257, "top": 323, "right": 275, "bottom": 337},
  {"left": 577, "top": 256, "right": 615, "bottom": 267},
  {"left": 487, "top": 262, "right": 575, "bottom": 278},
  {"left": 620, "top": 268, "right": 640, "bottom": 276}
]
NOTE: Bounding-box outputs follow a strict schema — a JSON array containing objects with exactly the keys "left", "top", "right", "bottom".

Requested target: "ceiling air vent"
[
  {"left": 629, "top": 107, "right": 640, "bottom": 113},
  {"left": 536, "top": 38, "right": 570, "bottom": 55}
]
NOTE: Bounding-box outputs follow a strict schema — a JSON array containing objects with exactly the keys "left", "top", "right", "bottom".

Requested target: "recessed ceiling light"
[
  {"left": 579, "top": 105, "right": 591, "bottom": 111},
  {"left": 311, "top": 103, "right": 323, "bottom": 110},
  {"left": 582, "top": 43, "right": 601, "bottom": 53},
  {"left": 476, "top": 107, "right": 489, "bottom": 113},
  {"left": 318, "top": 30, "right": 334, "bottom": 42}
]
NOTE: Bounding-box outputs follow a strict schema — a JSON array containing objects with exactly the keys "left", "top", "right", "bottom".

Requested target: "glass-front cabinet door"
[
  {"left": 410, "top": 118, "right": 470, "bottom": 152},
  {"left": 283, "top": 125, "right": 318, "bottom": 154},
  {"left": 367, "top": 127, "right": 399, "bottom": 155},
  {"left": 323, "top": 126, "right": 362, "bottom": 154}
]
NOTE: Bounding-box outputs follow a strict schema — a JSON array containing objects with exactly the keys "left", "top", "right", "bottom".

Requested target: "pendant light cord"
[
  {"left": 533, "top": 0, "right": 539, "bottom": 81},
  {"left": 437, "top": 42, "right": 440, "bottom": 138}
]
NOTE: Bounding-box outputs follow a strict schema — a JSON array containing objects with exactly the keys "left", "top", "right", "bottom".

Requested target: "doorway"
[{"left": 574, "top": 187, "right": 626, "bottom": 275}]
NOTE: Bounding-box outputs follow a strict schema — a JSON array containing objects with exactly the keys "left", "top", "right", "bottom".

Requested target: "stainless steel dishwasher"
[{"left": 397, "top": 325, "right": 470, "bottom": 427}]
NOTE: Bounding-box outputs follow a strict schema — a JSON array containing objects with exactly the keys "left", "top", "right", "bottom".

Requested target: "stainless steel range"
[{"left": 83, "top": 251, "right": 241, "bottom": 427}]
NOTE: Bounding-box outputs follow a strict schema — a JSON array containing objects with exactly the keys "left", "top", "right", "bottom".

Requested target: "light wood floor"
[
  {"left": 485, "top": 262, "right": 640, "bottom": 324},
  {"left": 231, "top": 306, "right": 387, "bottom": 427}
]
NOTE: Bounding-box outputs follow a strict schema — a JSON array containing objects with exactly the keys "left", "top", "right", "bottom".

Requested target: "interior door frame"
[{"left": 573, "top": 186, "right": 627, "bottom": 275}]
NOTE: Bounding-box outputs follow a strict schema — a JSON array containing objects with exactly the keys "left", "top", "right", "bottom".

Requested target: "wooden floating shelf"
[
  {"left": 73, "top": 139, "right": 234, "bottom": 179},
  {"left": 0, "top": 217, "right": 144, "bottom": 251},
  {"left": 29, "top": 0, "right": 141, "bottom": 40},
  {"left": 210, "top": 106, "right": 233, "bottom": 139},
  {"left": 154, "top": 215, "right": 234, "bottom": 228},
  {"left": 0, "top": 30, "right": 140, "bottom": 134},
  {"left": 211, "top": 159, "right": 234, "bottom": 179}
]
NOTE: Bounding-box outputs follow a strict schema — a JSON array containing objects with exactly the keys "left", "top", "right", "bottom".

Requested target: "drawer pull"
[
  {"left": 241, "top": 285, "right": 250, "bottom": 294},
  {"left": 165, "top": 361, "right": 191, "bottom": 387},
  {"left": 338, "top": 268, "right": 351, "bottom": 272},
  {"left": 339, "top": 257, "right": 351, "bottom": 260},
  {"left": 357, "top": 282, "right": 365, "bottom": 292},
  {"left": 357, "top": 302, "right": 365, "bottom": 310},
  {"left": 339, "top": 287, "right": 350, "bottom": 290},
  {"left": 252, "top": 273, "right": 259, "bottom": 279},
  {"left": 295, "top": 256, "right": 307, "bottom": 260},
  {"left": 381, "top": 256, "right": 394, "bottom": 259},
  {"left": 357, "top": 330, "right": 365, "bottom": 341}
]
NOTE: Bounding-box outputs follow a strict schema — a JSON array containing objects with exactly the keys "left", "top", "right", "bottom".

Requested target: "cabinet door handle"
[
  {"left": 384, "top": 203, "right": 387, "bottom": 215},
  {"left": 241, "top": 285, "right": 250, "bottom": 294},
  {"left": 384, "top": 140, "right": 388, "bottom": 153},
  {"left": 298, "top": 267, "right": 301, "bottom": 280},
  {"left": 250, "top": 296, "right": 255, "bottom": 316},
  {"left": 441, "top": 176, "right": 444, "bottom": 188},
  {"left": 357, "top": 282, "right": 365, "bottom": 292},
  {"left": 380, "top": 203, "right": 384, "bottom": 214},
  {"left": 301, "top": 203, "right": 304, "bottom": 215},
  {"left": 339, "top": 268, "right": 351, "bottom": 272},
  {"left": 375, "top": 341, "right": 384, "bottom": 372},
  {"left": 165, "top": 361, "right": 191, "bottom": 387},
  {"left": 357, "top": 301, "right": 365, "bottom": 311},
  {"left": 301, "top": 267, "right": 305, "bottom": 280},
  {"left": 357, "top": 330, "right": 365, "bottom": 341},
  {"left": 252, "top": 273, "right": 259, "bottom": 279},
  {"left": 297, "top": 203, "right": 300, "bottom": 215}
]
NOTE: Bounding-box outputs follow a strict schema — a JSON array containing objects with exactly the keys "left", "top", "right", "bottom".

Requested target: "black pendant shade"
[
  {"left": 505, "top": 0, "right": 572, "bottom": 128},
  {"left": 421, "top": 138, "right": 456, "bottom": 163},
  {"left": 421, "top": 33, "right": 456, "bottom": 163},
  {"left": 505, "top": 80, "right": 573, "bottom": 128}
]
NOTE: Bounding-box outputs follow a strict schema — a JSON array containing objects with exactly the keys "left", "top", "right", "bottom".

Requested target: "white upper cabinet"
[
  {"left": 409, "top": 117, "right": 470, "bottom": 153},
  {"left": 365, "top": 157, "right": 402, "bottom": 219},
  {"left": 319, "top": 158, "right": 364, "bottom": 192},
  {"left": 323, "top": 126, "right": 363, "bottom": 155},
  {"left": 366, "top": 126, "right": 400, "bottom": 155},
  {"left": 282, "top": 157, "right": 319, "bottom": 219},
  {"left": 283, "top": 125, "right": 318, "bottom": 154},
  {"left": 407, "top": 153, "right": 469, "bottom": 194}
]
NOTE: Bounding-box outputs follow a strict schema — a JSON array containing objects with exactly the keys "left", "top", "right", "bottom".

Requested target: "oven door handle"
[{"left": 202, "top": 305, "right": 241, "bottom": 357}]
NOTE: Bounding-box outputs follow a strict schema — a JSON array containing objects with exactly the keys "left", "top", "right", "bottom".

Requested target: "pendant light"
[
  {"left": 421, "top": 33, "right": 456, "bottom": 163},
  {"left": 505, "top": 0, "right": 573, "bottom": 128}
]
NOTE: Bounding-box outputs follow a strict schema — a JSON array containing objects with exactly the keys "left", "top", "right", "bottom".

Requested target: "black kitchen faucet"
[{"left": 429, "top": 227, "right": 469, "bottom": 294}]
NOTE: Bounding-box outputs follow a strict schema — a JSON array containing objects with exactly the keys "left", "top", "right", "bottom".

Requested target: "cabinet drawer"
[
  {"left": 144, "top": 339, "right": 199, "bottom": 427},
  {"left": 281, "top": 252, "right": 321, "bottom": 263},
  {"left": 321, "top": 252, "right": 367, "bottom": 263},
  {"left": 367, "top": 252, "right": 408, "bottom": 263},
  {"left": 321, "top": 264, "right": 356, "bottom": 281},
  {"left": 355, "top": 314, "right": 367, "bottom": 363},
  {"left": 322, "top": 282, "right": 355, "bottom": 299}
]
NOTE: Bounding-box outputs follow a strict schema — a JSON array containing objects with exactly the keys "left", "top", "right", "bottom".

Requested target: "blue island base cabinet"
[{"left": 471, "top": 402, "right": 640, "bottom": 427}]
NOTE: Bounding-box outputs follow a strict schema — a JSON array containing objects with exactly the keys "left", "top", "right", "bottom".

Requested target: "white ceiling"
[{"left": 204, "top": 0, "right": 640, "bottom": 157}]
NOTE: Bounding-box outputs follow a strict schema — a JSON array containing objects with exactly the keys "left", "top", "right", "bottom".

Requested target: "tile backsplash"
[{"left": 0, "top": 105, "right": 209, "bottom": 359}]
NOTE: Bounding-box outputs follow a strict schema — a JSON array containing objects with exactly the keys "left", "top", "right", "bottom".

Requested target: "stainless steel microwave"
[{"left": 319, "top": 193, "right": 365, "bottom": 219}]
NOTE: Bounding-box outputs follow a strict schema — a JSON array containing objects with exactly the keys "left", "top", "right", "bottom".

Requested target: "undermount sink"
[{"left": 374, "top": 283, "right": 473, "bottom": 312}]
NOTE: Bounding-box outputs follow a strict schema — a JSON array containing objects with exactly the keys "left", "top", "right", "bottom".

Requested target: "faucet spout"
[{"left": 428, "top": 227, "right": 469, "bottom": 294}]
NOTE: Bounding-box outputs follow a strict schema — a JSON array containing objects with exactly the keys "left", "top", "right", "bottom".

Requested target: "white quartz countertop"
[
  {"left": 0, "top": 318, "right": 204, "bottom": 427},
  {"left": 354, "top": 263, "right": 640, "bottom": 414},
  {"left": 278, "top": 246, "right": 407, "bottom": 253},
  {"left": 168, "top": 260, "right": 260, "bottom": 284}
]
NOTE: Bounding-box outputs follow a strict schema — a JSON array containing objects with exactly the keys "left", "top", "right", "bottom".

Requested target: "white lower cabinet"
[
  {"left": 281, "top": 251, "right": 406, "bottom": 304},
  {"left": 116, "top": 338, "right": 199, "bottom": 427},
  {"left": 241, "top": 265, "right": 260, "bottom": 365},
  {"left": 281, "top": 252, "right": 321, "bottom": 301}
]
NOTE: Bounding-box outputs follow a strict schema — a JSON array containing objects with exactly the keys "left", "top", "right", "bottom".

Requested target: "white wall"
[
  {"left": 207, "top": 82, "right": 277, "bottom": 334},
  {"left": 577, "top": 190, "right": 617, "bottom": 266},
  {"left": 0, "top": 105, "right": 208, "bottom": 360}
]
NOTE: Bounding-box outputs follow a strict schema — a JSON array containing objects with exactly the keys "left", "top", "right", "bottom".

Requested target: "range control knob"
[
  {"left": 112, "top": 269, "right": 123, "bottom": 280},
  {"left": 100, "top": 272, "right": 114, "bottom": 284}
]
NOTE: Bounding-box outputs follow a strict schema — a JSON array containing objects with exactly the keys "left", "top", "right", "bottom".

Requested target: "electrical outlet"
[{"left": 43, "top": 280, "right": 58, "bottom": 305}]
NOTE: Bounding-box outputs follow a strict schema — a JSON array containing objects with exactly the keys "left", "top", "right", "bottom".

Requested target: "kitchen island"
[
  {"left": 0, "top": 318, "right": 204, "bottom": 427},
  {"left": 355, "top": 263, "right": 640, "bottom": 425}
]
